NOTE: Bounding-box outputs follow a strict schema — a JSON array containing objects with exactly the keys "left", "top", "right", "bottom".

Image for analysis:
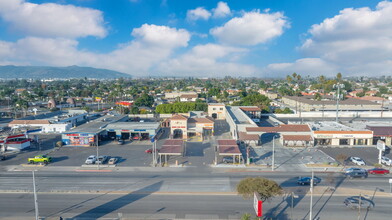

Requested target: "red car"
[
  {"left": 145, "top": 148, "right": 159, "bottom": 154},
  {"left": 368, "top": 168, "right": 390, "bottom": 175}
]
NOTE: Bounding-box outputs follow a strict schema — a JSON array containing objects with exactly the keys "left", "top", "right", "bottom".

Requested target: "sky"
[{"left": 0, "top": 0, "right": 391, "bottom": 78}]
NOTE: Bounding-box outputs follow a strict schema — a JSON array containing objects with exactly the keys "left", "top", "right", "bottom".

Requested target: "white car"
[
  {"left": 381, "top": 156, "right": 392, "bottom": 166},
  {"left": 350, "top": 157, "right": 366, "bottom": 166},
  {"left": 85, "top": 155, "right": 97, "bottom": 164}
]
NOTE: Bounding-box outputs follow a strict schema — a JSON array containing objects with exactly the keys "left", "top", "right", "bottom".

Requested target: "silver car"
[{"left": 85, "top": 155, "right": 97, "bottom": 164}]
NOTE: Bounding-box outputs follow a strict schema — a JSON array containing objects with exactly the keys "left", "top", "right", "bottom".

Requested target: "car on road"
[
  {"left": 350, "top": 157, "right": 366, "bottom": 166},
  {"left": 344, "top": 167, "right": 366, "bottom": 174},
  {"left": 85, "top": 155, "right": 97, "bottom": 164},
  {"left": 297, "top": 176, "right": 322, "bottom": 185},
  {"left": 381, "top": 156, "right": 392, "bottom": 166},
  {"left": 96, "top": 155, "right": 108, "bottom": 164},
  {"left": 108, "top": 157, "right": 118, "bottom": 165},
  {"left": 344, "top": 196, "right": 374, "bottom": 210},
  {"left": 117, "top": 139, "right": 124, "bottom": 145},
  {"left": 368, "top": 168, "right": 390, "bottom": 175},
  {"left": 28, "top": 155, "right": 52, "bottom": 164},
  {"left": 345, "top": 170, "right": 368, "bottom": 179}
]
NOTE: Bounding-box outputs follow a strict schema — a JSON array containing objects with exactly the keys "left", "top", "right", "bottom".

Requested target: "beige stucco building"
[{"left": 208, "top": 103, "right": 226, "bottom": 119}]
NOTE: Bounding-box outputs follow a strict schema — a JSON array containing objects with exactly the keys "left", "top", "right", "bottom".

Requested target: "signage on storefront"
[
  {"left": 134, "top": 129, "right": 146, "bottom": 131},
  {"left": 66, "top": 134, "right": 79, "bottom": 136}
]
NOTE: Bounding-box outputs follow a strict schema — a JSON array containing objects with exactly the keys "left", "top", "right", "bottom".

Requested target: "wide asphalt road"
[
  {"left": 0, "top": 168, "right": 391, "bottom": 194},
  {"left": 0, "top": 193, "right": 390, "bottom": 220}
]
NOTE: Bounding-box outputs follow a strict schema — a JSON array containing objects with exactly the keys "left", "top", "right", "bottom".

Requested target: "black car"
[
  {"left": 297, "top": 176, "right": 321, "bottom": 185},
  {"left": 344, "top": 196, "right": 374, "bottom": 210},
  {"left": 345, "top": 171, "right": 368, "bottom": 179}
]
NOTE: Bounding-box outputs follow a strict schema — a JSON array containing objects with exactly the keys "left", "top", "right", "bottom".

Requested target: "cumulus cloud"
[
  {"left": 186, "top": 7, "right": 211, "bottom": 21},
  {"left": 212, "top": 2, "right": 231, "bottom": 18},
  {"left": 296, "top": 1, "right": 392, "bottom": 75},
  {"left": 0, "top": 24, "right": 191, "bottom": 75},
  {"left": 0, "top": 0, "right": 106, "bottom": 38},
  {"left": 210, "top": 10, "right": 289, "bottom": 46},
  {"left": 157, "top": 43, "right": 257, "bottom": 77},
  {"left": 266, "top": 58, "right": 338, "bottom": 77}
]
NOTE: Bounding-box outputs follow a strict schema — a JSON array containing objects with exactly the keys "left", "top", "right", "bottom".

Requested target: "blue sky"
[{"left": 0, "top": 0, "right": 391, "bottom": 78}]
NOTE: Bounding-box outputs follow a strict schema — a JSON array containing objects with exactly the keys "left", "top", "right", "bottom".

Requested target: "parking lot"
[{"left": 320, "top": 146, "right": 389, "bottom": 167}]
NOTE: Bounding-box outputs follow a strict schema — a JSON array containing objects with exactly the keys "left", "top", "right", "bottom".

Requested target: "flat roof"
[
  {"left": 283, "top": 95, "right": 381, "bottom": 106},
  {"left": 309, "top": 121, "right": 363, "bottom": 132},
  {"left": 226, "top": 106, "right": 252, "bottom": 125},
  {"left": 63, "top": 115, "right": 127, "bottom": 134},
  {"left": 106, "top": 122, "right": 160, "bottom": 130}
]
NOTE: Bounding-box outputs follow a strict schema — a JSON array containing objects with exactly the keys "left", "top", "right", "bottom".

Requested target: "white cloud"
[
  {"left": 210, "top": 10, "right": 289, "bottom": 46},
  {"left": 157, "top": 43, "right": 257, "bottom": 77},
  {"left": 296, "top": 1, "right": 392, "bottom": 75},
  {"left": 0, "top": 24, "right": 191, "bottom": 75},
  {"left": 212, "top": 2, "right": 231, "bottom": 18},
  {"left": 266, "top": 58, "right": 338, "bottom": 77},
  {"left": 186, "top": 7, "right": 211, "bottom": 21},
  {"left": 0, "top": 0, "right": 106, "bottom": 38}
]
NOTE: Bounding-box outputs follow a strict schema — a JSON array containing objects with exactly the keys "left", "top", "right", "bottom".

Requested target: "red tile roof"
[
  {"left": 314, "top": 131, "right": 372, "bottom": 134},
  {"left": 246, "top": 124, "right": 310, "bottom": 132},
  {"left": 217, "top": 139, "right": 237, "bottom": 146},
  {"left": 238, "top": 132, "right": 259, "bottom": 141},
  {"left": 171, "top": 114, "right": 188, "bottom": 120},
  {"left": 9, "top": 120, "right": 50, "bottom": 125},
  {"left": 188, "top": 117, "right": 214, "bottom": 124},
  {"left": 218, "top": 146, "right": 241, "bottom": 155},
  {"left": 240, "top": 107, "right": 261, "bottom": 112}
]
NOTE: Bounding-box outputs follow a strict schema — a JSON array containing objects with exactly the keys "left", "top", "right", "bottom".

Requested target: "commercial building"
[
  {"left": 105, "top": 122, "right": 161, "bottom": 141},
  {"left": 366, "top": 126, "right": 392, "bottom": 145},
  {"left": 169, "top": 114, "right": 214, "bottom": 140},
  {"left": 208, "top": 103, "right": 226, "bottom": 119},
  {"left": 281, "top": 95, "right": 383, "bottom": 112},
  {"left": 310, "top": 122, "right": 373, "bottom": 146},
  {"left": 61, "top": 115, "right": 127, "bottom": 147}
]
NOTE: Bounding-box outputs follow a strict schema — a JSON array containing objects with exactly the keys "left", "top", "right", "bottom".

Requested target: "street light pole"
[
  {"left": 96, "top": 135, "right": 99, "bottom": 170},
  {"left": 32, "top": 171, "right": 39, "bottom": 220},
  {"left": 272, "top": 135, "right": 277, "bottom": 171},
  {"left": 309, "top": 169, "right": 314, "bottom": 220}
]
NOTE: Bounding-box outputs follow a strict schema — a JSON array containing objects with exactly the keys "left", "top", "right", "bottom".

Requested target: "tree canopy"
[
  {"left": 134, "top": 93, "right": 154, "bottom": 107},
  {"left": 155, "top": 102, "right": 207, "bottom": 114},
  {"left": 237, "top": 177, "right": 282, "bottom": 201}
]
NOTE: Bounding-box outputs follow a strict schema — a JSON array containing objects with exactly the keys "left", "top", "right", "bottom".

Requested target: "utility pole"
[
  {"left": 333, "top": 83, "right": 344, "bottom": 123},
  {"left": 96, "top": 135, "right": 99, "bottom": 170},
  {"left": 309, "top": 169, "right": 314, "bottom": 220},
  {"left": 32, "top": 171, "right": 39, "bottom": 220}
]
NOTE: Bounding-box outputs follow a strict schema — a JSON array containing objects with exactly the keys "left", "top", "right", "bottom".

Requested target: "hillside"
[{"left": 0, "top": 65, "right": 131, "bottom": 79}]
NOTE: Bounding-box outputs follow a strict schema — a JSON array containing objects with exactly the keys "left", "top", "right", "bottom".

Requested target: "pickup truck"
[{"left": 28, "top": 155, "right": 52, "bottom": 164}]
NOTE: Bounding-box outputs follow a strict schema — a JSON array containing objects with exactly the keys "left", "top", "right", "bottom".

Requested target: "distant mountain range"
[{"left": 0, "top": 65, "right": 131, "bottom": 79}]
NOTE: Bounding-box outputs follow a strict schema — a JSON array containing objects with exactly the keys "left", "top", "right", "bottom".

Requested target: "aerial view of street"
[{"left": 1, "top": 0, "right": 392, "bottom": 220}]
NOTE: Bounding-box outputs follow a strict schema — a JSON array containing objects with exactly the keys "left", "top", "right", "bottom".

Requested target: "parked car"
[
  {"left": 345, "top": 170, "right": 368, "bottom": 179},
  {"left": 96, "top": 155, "right": 108, "bottom": 164},
  {"left": 222, "top": 156, "right": 237, "bottom": 163},
  {"left": 368, "top": 168, "right": 390, "bottom": 175},
  {"left": 145, "top": 148, "right": 159, "bottom": 154},
  {"left": 344, "top": 167, "right": 366, "bottom": 174},
  {"left": 344, "top": 196, "right": 374, "bottom": 210},
  {"left": 108, "top": 157, "right": 118, "bottom": 165},
  {"left": 117, "top": 139, "right": 124, "bottom": 145},
  {"left": 85, "top": 155, "right": 97, "bottom": 164},
  {"left": 350, "top": 157, "right": 366, "bottom": 166},
  {"left": 382, "top": 146, "right": 391, "bottom": 156},
  {"left": 28, "top": 155, "right": 52, "bottom": 164},
  {"left": 381, "top": 156, "right": 392, "bottom": 166},
  {"left": 297, "top": 177, "right": 322, "bottom": 185}
]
